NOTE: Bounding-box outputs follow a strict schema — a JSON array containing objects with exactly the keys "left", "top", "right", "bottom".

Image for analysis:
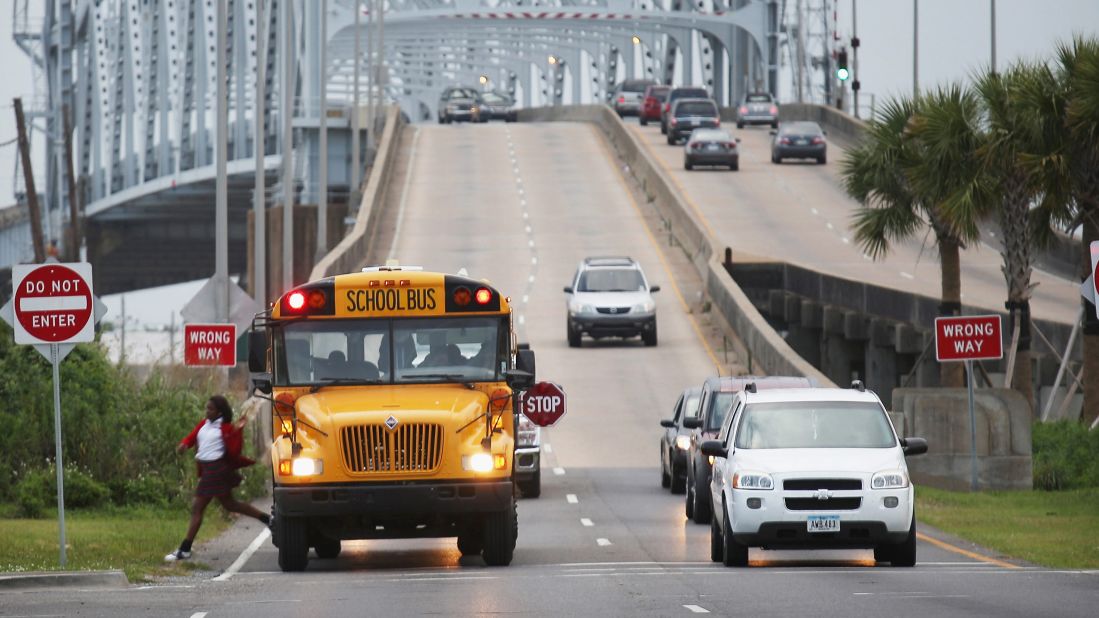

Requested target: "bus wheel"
[
  {"left": 277, "top": 516, "right": 310, "bottom": 572},
  {"left": 481, "top": 498, "right": 517, "bottom": 566},
  {"left": 457, "top": 525, "right": 484, "bottom": 556},
  {"left": 313, "top": 537, "right": 341, "bottom": 559}
]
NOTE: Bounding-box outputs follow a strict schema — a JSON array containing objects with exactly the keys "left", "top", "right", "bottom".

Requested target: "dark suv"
[
  {"left": 684, "top": 375, "right": 814, "bottom": 524},
  {"left": 661, "top": 86, "right": 710, "bottom": 134},
  {"left": 666, "top": 98, "right": 720, "bottom": 145}
]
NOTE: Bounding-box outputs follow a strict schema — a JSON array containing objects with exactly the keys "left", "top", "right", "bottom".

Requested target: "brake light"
[
  {"left": 715, "top": 119, "right": 720, "bottom": 127},
  {"left": 287, "top": 291, "right": 305, "bottom": 310},
  {"left": 618, "top": 96, "right": 626, "bottom": 103},
  {"left": 811, "top": 136, "right": 825, "bottom": 145},
  {"left": 664, "top": 103, "right": 670, "bottom": 112},
  {"left": 475, "top": 287, "right": 493, "bottom": 305},
  {"left": 739, "top": 106, "right": 748, "bottom": 114},
  {"left": 770, "top": 105, "right": 778, "bottom": 114},
  {"left": 780, "top": 137, "right": 792, "bottom": 145},
  {"left": 725, "top": 142, "right": 736, "bottom": 149}
]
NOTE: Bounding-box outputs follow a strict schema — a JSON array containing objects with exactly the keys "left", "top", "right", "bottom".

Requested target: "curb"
[{"left": 0, "top": 570, "right": 129, "bottom": 591}]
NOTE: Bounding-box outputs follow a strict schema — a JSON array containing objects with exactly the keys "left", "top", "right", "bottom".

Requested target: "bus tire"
[
  {"left": 277, "top": 515, "right": 310, "bottom": 572},
  {"left": 481, "top": 498, "right": 517, "bottom": 566},
  {"left": 313, "top": 537, "right": 341, "bottom": 559}
]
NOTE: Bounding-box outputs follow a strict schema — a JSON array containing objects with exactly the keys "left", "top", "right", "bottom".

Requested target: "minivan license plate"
[{"left": 807, "top": 515, "right": 840, "bottom": 533}]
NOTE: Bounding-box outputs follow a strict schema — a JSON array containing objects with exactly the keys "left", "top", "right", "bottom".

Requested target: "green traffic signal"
[
  {"left": 836, "top": 48, "right": 850, "bottom": 81},
  {"left": 837, "top": 67, "right": 850, "bottom": 81}
]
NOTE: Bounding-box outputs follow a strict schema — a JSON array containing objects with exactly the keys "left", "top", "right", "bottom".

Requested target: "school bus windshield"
[{"left": 274, "top": 315, "right": 509, "bottom": 387}]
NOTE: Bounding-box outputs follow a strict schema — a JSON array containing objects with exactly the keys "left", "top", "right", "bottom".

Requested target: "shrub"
[
  {"left": 1033, "top": 421, "right": 1099, "bottom": 490},
  {"left": 13, "top": 464, "right": 110, "bottom": 516}
]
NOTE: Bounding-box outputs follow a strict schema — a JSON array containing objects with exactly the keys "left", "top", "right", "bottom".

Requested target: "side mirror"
[
  {"left": 504, "top": 369, "right": 534, "bottom": 390},
  {"left": 247, "top": 330, "right": 267, "bottom": 373},
  {"left": 649, "top": 285, "right": 661, "bottom": 293},
  {"left": 660, "top": 419, "right": 676, "bottom": 428},
  {"left": 563, "top": 286, "right": 574, "bottom": 294},
  {"left": 516, "top": 347, "right": 536, "bottom": 382},
  {"left": 769, "top": 129, "right": 777, "bottom": 136},
  {"left": 683, "top": 417, "right": 702, "bottom": 430},
  {"left": 822, "top": 129, "right": 828, "bottom": 136},
  {"left": 902, "top": 437, "right": 928, "bottom": 456},
  {"left": 252, "top": 372, "right": 273, "bottom": 395},
  {"left": 735, "top": 137, "right": 742, "bottom": 143},
  {"left": 700, "top": 440, "right": 728, "bottom": 459}
]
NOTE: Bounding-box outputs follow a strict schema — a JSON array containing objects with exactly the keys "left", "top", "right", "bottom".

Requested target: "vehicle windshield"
[
  {"left": 274, "top": 316, "right": 508, "bottom": 387},
  {"left": 676, "top": 101, "right": 717, "bottom": 116},
  {"left": 672, "top": 88, "right": 708, "bottom": 100},
  {"left": 577, "top": 268, "right": 645, "bottom": 292},
  {"left": 746, "top": 93, "right": 773, "bottom": 103},
  {"left": 446, "top": 89, "right": 479, "bottom": 100},
  {"left": 481, "top": 92, "right": 511, "bottom": 104},
  {"left": 781, "top": 122, "right": 822, "bottom": 136},
  {"left": 734, "top": 402, "right": 896, "bottom": 449},
  {"left": 706, "top": 392, "right": 738, "bottom": 431}
]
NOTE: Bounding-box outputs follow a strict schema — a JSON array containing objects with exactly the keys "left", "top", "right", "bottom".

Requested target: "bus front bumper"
[{"left": 274, "top": 480, "right": 513, "bottom": 517}]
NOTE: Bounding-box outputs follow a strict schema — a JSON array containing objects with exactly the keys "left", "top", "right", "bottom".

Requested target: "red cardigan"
[{"left": 180, "top": 419, "right": 256, "bottom": 469}]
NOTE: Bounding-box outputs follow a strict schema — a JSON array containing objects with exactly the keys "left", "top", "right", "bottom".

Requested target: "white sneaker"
[{"left": 164, "top": 549, "right": 191, "bottom": 562}]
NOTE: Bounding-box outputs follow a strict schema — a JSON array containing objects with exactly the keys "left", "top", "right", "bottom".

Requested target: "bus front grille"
[{"left": 340, "top": 423, "right": 443, "bottom": 474}]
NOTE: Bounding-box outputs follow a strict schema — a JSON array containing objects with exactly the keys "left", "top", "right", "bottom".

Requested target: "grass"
[
  {"left": 916, "top": 486, "right": 1099, "bottom": 569},
  {"left": 0, "top": 504, "right": 235, "bottom": 582}
]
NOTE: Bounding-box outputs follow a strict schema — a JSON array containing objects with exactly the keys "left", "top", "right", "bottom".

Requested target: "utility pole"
[
  {"left": 215, "top": 0, "right": 229, "bottom": 325},
  {"left": 365, "top": 0, "right": 373, "bottom": 151},
  {"left": 14, "top": 98, "right": 46, "bottom": 263},
  {"left": 282, "top": 0, "right": 295, "bottom": 292},
  {"left": 351, "top": 0, "right": 361, "bottom": 204},
  {"left": 62, "top": 105, "right": 81, "bottom": 262},
  {"left": 254, "top": 0, "right": 267, "bottom": 307},
  {"left": 851, "top": 0, "right": 860, "bottom": 118},
  {"left": 317, "top": 0, "right": 328, "bottom": 263},
  {"left": 913, "top": 0, "right": 919, "bottom": 96},
  {"left": 990, "top": 0, "right": 997, "bottom": 74}
]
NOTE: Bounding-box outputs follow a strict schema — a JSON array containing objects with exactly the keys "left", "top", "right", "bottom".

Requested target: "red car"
[{"left": 640, "top": 85, "right": 671, "bottom": 126}]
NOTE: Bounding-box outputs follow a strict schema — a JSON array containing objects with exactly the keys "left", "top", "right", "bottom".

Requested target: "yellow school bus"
[{"left": 248, "top": 263, "right": 536, "bottom": 571}]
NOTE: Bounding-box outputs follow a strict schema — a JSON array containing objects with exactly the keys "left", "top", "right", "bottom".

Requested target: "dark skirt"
[{"left": 195, "top": 458, "right": 243, "bottom": 497}]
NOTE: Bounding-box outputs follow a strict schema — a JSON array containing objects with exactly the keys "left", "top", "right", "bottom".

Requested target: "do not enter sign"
[
  {"left": 12, "top": 263, "right": 95, "bottom": 345},
  {"left": 518, "top": 382, "right": 567, "bottom": 427}
]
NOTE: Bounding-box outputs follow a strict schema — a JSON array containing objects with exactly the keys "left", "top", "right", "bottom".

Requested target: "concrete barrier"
[
  {"left": 310, "top": 105, "right": 405, "bottom": 280},
  {"left": 893, "top": 388, "right": 1033, "bottom": 491},
  {"left": 519, "top": 105, "right": 833, "bottom": 386}
]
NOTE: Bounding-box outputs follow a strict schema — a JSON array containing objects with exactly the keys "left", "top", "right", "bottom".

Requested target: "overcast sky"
[{"left": 1, "top": 1, "right": 1097, "bottom": 326}]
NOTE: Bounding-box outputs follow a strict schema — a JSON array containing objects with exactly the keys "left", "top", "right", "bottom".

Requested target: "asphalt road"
[{"left": 4, "top": 121, "right": 1096, "bottom": 617}]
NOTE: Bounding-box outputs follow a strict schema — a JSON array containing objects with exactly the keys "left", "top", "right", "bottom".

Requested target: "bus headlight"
[
  {"left": 282, "top": 457, "right": 323, "bottom": 477},
  {"left": 463, "top": 453, "right": 507, "bottom": 472}
]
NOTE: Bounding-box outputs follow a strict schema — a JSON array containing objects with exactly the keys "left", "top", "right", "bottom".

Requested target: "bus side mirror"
[
  {"left": 504, "top": 369, "right": 534, "bottom": 390},
  {"left": 516, "top": 347, "right": 536, "bottom": 382},
  {"left": 247, "top": 330, "right": 267, "bottom": 373},
  {"left": 252, "top": 372, "right": 273, "bottom": 395}
]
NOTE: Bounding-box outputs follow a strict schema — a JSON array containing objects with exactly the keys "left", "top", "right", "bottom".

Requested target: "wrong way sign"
[
  {"left": 184, "top": 324, "right": 237, "bottom": 366},
  {"left": 934, "top": 315, "right": 1003, "bottom": 362},
  {"left": 12, "top": 263, "right": 95, "bottom": 345}
]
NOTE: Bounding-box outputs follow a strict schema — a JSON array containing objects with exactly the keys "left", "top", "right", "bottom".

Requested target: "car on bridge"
[
  {"left": 661, "top": 86, "right": 711, "bottom": 134},
  {"left": 660, "top": 386, "right": 703, "bottom": 493},
  {"left": 473, "top": 91, "right": 518, "bottom": 123},
  {"left": 770, "top": 121, "right": 828, "bottom": 164},
  {"left": 564, "top": 256, "right": 660, "bottom": 347},
  {"left": 438, "top": 86, "right": 482, "bottom": 124},
  {"left": 666, "top": 98, "right": 721, "bottom": 145},
  {"left": 612, "top": 79, "right": 658, "bottom": 117},
  {"left": 736, "top": 92, "right": 780, "bottom": 129},
  {"left": 640, "top": 85, "right": 671, "bottom": 126},
  {"left": 684, "top": 129, "right": 741, "bottom": 171},
  {"left": 684, "top": 375, "right": 814, "bottom": 525},
  {"left": 702, "top": 383, "right": 928, "bottom": 567}
]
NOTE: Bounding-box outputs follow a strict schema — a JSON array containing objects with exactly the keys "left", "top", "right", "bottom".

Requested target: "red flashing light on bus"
[
  {"left": 475, "top": 287, "right": 492, "bottom": 305},
  {"left": 287, "top": 291, "right": 306, "bottom": 310}
]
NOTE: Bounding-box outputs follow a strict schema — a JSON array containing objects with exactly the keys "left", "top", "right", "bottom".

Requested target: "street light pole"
[
  {"left": 317, "top": 0, "right": 328, "bottom": 262},
  {"left": 254, "top": 0, "right": 267, "bottom": 307},
  {"left": 282, "top": 0, "right": 295, "bottom": 292},
  {"left": 913, "top": 0, "right": 919, "bottom": 96},
  {"left": 990, "top": 0, "right": 997, "bottom": 74},
  {"left": 351, "top": 0, "right": 361, "bottom": 202},
  {"left": 215, "top": 0, "right": 228, "bottom": 324}
]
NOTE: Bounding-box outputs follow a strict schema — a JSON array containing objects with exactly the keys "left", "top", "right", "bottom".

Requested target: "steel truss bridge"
[{"left": 6, "top": 0, "right": 821, "bottom": 295}]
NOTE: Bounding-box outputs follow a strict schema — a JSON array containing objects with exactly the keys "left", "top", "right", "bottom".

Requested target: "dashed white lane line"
[
  {"left": 683, "top": 605, "right": 711, "bottom": 614},
  {"left": 190, "top": 613, "right": 209, "bottom": 618},
  {"left": 553, "top": 467, "right": 566, "bottom": 476},
  {"left": 596, "top": 538, "right": 612, "bottom": 546},
  {"left": 581, "top": 518, "right": 594, "bottom": 527},
  {"left": 566, "top": 493, "right": 578, "bottom": 504},
  {"left": 811, "top": 208, "right": 819, "bottom": 215},
  {"left": 900, "top": 271, "right": 915, "bottom": 280},
  {"left": 826, "top": 222, "right": 835, "bottom": 230},
  {"left": 212, "top": 527, "right": 270, "bottom": 582},
  {"left": 543, "top": 443, "right": 553, "bottom": 453}
]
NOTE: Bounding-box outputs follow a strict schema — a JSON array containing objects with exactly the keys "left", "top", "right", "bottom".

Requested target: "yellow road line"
[
  {"left": 591, "top": 124, "right": 724, "bottom": 375},
  {"left": 916, "top": 532, "right": 1021, "bottom": 569},
  {"left": 626, "top": 124, "right": 720, "bottom": 242}
]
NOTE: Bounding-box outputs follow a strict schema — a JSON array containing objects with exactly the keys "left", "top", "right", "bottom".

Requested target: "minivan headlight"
[
  {"left": 732, "top": 471, "right": 773, "bottom": 490},
  {"left": 632, "top": 300, "right": 655, "bottom": 314},
  {"left": 569, "top": 302, "right": 595, "bottom": 316},
  {"left": 871, "top": 470, "right": 909, "bottom": 490}
]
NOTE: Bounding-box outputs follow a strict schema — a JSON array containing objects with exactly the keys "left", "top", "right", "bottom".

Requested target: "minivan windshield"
[
  {"left": 577, "top": 269, "right": 645, "bottom": 292},
  {"left": 734, "top": 402, "right": 896, "bottom": 449}
]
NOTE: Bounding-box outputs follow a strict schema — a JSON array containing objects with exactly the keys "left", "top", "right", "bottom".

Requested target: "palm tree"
[
  {"left": 841, "top": 91, "right": 983, "bottom": 388},
  {"left": 1018, "top": 37, "right": 1099, "bottom": 425}
]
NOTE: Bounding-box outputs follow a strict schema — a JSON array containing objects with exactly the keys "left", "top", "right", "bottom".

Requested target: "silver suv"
[{"left": 563, "top": 257, "right": 660, "bottom": 347}]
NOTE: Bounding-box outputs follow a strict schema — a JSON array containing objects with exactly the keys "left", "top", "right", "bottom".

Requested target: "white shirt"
[{"left": 195, "top": 418, "right": 226, "bottom": 462}]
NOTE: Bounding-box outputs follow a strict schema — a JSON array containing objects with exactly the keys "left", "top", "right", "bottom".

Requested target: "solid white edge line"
[
  {"left": 386, "top": 126, "right": 422, "bottom": 260},
  {"left": 212, "top": 527, "right": 271, "bottom": 582},
  {"left": 683, "top": 605, "right": 710, "bottom": 614}
]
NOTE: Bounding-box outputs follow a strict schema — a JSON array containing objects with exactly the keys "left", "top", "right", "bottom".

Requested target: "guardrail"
[
  {"left": 519, "top": 105, "right": 833, "bottom": 386},
  {"left": 310, "top": 105, "right": 406, "bottom": 280}
]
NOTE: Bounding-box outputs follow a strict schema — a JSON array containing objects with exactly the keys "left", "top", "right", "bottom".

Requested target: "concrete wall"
[{"left": 894, "top": 388, "right": 1033, "bottom": 491}]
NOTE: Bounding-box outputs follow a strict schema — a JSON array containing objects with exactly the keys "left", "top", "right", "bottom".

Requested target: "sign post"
[
  {"left": 934, "top": 314, "right": 1003, "bottom": 491},
  {"left": 1, "top": 262, "right": 105, "bottom": 567},
  {"left": 518, "top": 382, "right": 567, "bottom": 427}
]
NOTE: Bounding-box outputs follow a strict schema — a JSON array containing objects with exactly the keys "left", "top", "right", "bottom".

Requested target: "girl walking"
[{"left": 165, "top": 395, "right": 270, "bottom": 561}]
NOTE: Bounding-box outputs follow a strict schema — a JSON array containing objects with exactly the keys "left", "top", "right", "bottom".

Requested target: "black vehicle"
[
  {"left": 474, "top": 91, "right": 518, "bottom": 122},
  {"left": 666, "top": 98, "right": 721, "bottom": 145},
  {"left": 771, "top": 121, "right": 828, "bottom": 164},
  {"left": 684, "top": 375, "right": 814, "bottom": 524},
  {"left": 437, "top": 86, "right": 482, "bottom": 124},
  {"left": 660, "top": 387, "right": 702, "bottom": 493},
  {"left": 661, "top": 86, "right": 710, "bottom": 134},
  {"left": 684, "top": 129, "right": 740, "bottom": 171}
]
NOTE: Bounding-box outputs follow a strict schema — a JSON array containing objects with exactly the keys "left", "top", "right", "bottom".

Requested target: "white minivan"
[{"left": 702, "top": 384, "right": 928, "bottom": 567}]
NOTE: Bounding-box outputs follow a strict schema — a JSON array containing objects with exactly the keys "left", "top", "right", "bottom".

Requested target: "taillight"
[
  {"left": 670, "top": 118, "right": 678, "bottom": 125},
  {"left": 715, "top": 119, "right": 721, "bottom": 127},
  {"left": 739, "top": 106, "right": 748, "bottom": 114},
  {"left": 770, "top": 105, "right": 778, "bottom": 114},
  {"left": 618, "top": 96, "right": 626, "bottom": 103},
  {"left": 780, "top": 137, "right": 792, "bottom": 145},
  {"left": 664, "top": 103, "right": 670, "bottom": 112},
  {"left": 725, "top": 142, "right": 736, "bottom": 149},
  {"left": 811, "top": 136, "right": 825, "bottom": 145}
]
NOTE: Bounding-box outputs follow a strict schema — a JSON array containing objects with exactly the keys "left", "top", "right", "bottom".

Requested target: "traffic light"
[{"left": 836, "top": 48, "right": 850, "bottom": 81}]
